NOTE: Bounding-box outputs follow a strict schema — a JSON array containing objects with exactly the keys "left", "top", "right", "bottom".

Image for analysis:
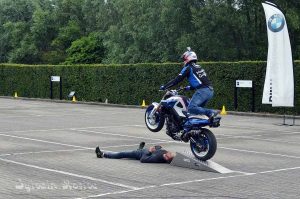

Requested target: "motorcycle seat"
[
  {"left": 188, "top": 115, "right": 209, "bottom": 120},
  {"left": 182, "top": 111, "right": 209, "bottom": 120}
]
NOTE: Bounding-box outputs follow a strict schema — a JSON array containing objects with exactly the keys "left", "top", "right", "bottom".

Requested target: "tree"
[
  {"left": 0, "top": 0, "right": 35, "bottom": 63},
  {"left": 8, "top": 35, "right": 39, "bottom": 64},
  {"left": 0, "top": 0, "right": 34, "bottom": 23},
  {"left": 0, "top": 0, "right": 299, "bottom": 64},
  {"left": 65, "top": 32, "right": 105, "bottom": 64}
]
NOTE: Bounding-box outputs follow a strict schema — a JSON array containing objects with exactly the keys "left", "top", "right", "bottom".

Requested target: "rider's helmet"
[{"left": 181, "top": 47, "right": 197, "bottom": 65}]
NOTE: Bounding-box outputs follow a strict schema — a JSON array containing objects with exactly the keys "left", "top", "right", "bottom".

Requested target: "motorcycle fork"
[
  {"left": 149, "top": 92, "right": 169, "bottom": 118},
  {"left": 149, "top": 103, "right": 162, "bottom": 118}
]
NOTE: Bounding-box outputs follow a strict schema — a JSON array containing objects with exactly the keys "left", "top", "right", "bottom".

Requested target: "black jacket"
[{"left": 140, "top": 147, "right": 168, "bottom": 163}]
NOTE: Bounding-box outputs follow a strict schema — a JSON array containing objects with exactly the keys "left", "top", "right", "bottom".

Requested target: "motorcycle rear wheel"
[
  {"left": 145, "top": 105, "right": 165, "bottom": 132},
  {"left": 190, "top": 128, "right": 217, "bottom": 161}
]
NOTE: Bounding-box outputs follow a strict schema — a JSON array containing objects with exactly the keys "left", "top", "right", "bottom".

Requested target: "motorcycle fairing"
[{"left": 161, "top": 96, "right": 188, "bottom": 118}]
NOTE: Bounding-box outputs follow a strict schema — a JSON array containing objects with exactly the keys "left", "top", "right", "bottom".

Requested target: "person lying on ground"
[{"left": 95, "top": 142, "right": 176, "bottom": 163}]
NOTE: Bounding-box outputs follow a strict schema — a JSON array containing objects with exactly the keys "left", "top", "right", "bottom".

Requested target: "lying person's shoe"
[
  {"left": 138, "top": 142, "right": 145, "bottom": 150},
  {"left": 95, "top": 146, "right": 104, "bottom": 158}
]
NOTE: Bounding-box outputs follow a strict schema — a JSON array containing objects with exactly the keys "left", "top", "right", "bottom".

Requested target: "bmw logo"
[{"left": 268, "top": 14, "right": 285, "bottom": 32}]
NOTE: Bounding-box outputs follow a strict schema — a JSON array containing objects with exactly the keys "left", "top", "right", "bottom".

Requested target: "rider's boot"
[{"left": 208, "top": 110, "right": 221, "bottom": 121}]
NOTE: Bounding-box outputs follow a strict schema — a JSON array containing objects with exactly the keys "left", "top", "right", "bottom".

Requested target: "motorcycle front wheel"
[
  {"left": 145, "top": 105, "right": 165, "bottom": 132},
  {"left": 190, "top": 128, "right": 217, "bottom": 161}
]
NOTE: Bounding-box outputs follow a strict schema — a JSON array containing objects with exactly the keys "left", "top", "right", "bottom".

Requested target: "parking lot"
[{"left": 0, "top": 98, "right": 299, "bottom": 199}]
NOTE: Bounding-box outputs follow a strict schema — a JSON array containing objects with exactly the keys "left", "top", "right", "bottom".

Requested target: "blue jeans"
[
  {"left": 188, "top": 87, "right": 214, "bottom": 116},
  {"left": 104, "top": 149, "right": 147, "bottom": 160}
]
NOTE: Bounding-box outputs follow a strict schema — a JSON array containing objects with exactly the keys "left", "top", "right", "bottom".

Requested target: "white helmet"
[{"left": 181, "top": 47, "right": 197, "bottom": 64}]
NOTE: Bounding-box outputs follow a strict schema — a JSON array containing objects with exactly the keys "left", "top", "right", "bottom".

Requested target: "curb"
[
  {"left": 0, "top": 96, "right": 142, "bottom": 109},
  {"left": 225, "top": 111, "right": 299, "bottom": 119},
  {"left": 1, "top": 96, "right": 299, "bottom": 119}
]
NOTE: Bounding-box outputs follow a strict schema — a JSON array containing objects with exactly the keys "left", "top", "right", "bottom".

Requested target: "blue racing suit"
[{"left": 163, "top": 62, "right": 214, "bottom": 117}]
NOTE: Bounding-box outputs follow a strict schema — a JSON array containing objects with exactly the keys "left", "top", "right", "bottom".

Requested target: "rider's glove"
[{"left": 159, "top": 85, "right": 166, "bottom": 90}]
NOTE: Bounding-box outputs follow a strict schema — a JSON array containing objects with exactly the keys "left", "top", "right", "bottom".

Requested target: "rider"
[{"left": 160, "top": 47, "right": 220, "bottom": 138}]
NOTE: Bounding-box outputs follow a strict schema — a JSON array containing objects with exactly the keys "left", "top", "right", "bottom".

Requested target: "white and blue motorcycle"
[{"left": 145, "top": 87, "right": 221, "bottom": 161}]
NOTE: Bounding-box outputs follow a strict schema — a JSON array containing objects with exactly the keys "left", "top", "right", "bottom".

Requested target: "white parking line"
[
  {"left": 0, "top": 141, "right": 174, "bottom": 157},
  {"left": 259, "top": 166, "right": 300, "bottom": 174},
  {"left": 222, "top": 124, "right": 299, "bottom": 134},
  {"left": 74, "top": 129, "right": 170, "bottom": 142},
  {"left": 219, "top": 146, "right": 300, "bottom": 159},
  {"left": 0, "top": 124, "right": 143, "bottom": 134},
  {"left": 159, "top": 165, "right": 300, "bottom": 187},
  {"left": 1, "top": 126, "right": 298, "bottom": 161},
  {"left": 0, "top": 148, "right": 89, "bottom": 157},
  {"left": 75, "top": 189, "right": 140, "bottom": 199},
  {"left": 0, "top": 128, "right": 65, "bottom": 134},
  {"left": 218, "top": 135, "right": 300, "bottom": 145},
  {"left": 76, "top": 185, "right": 156, "bottom": 199},
  {"left": 71, "top": 124, "right": 145, "bottom": 130},
  {"left": 0, "top": 133, "right": 92, "bottom": 149},
  {"left": 0, "top": 157, "right": 139, "bottom": 190},
  {"left": 159, "top": 173, "right": 255, "bottom": 187},
  {"left": 279, "top": 131, "right": 300, "bottom": 135},
  {"left": 0, "top": 110, "right": 138, "bottom": 118},
  {"left": 1, "top": 124, "right": 297, "bottom": 139},
  {"left": 101, "top": 141, "right": 175, "bottom": 149},
  {"left": 132, "top": 125, "right": 145, "bottom": 128},
  {"left": 75, "top": 174, "right": 250, "bottom": 199},
  {"left": 79, "top": 165, "right": 300, "bottom": 198},
  {"left": 230, "top": 170, "right": 255, "bottom": 175},
  {"left": 3, "top": 131, "right": 297, "bottom": 161}
]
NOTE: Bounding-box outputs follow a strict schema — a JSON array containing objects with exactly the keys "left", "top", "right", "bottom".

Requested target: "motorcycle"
[{"left": 144, "top": 87, "right": 221, "bottom": 161}]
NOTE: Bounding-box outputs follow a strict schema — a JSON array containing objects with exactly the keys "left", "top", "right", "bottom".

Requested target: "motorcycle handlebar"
[{"left": 158, "top": 86, "right": 187, "bottom": 93}]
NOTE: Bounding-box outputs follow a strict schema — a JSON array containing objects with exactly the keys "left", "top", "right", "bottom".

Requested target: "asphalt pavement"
[{"left": 0, "top": 98, "right": 299, "bottom": 199}]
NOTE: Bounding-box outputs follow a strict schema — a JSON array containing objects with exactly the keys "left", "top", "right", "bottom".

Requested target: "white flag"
[{"left": 262, "top": 1, "right": 294, "bottom": 107}]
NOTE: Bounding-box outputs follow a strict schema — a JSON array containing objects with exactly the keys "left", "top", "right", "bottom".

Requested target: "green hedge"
[{"left": 0, "top": 61, "right": 299, "bottom": 114}]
